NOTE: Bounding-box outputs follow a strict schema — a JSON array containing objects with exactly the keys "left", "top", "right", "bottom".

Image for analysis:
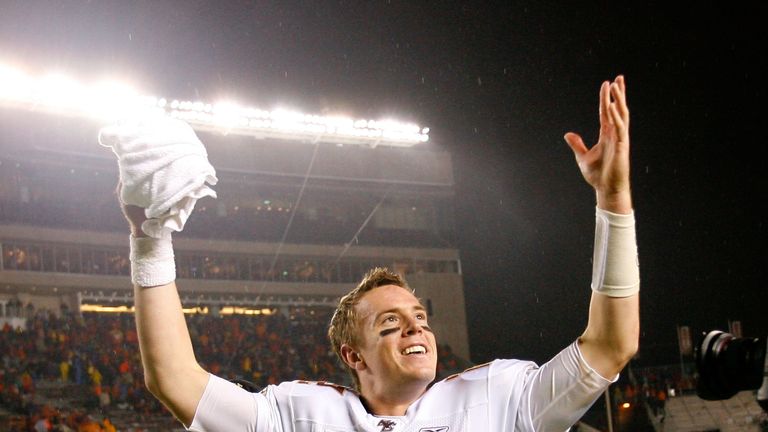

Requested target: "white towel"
[{"left": 99, "top": 116, "right": 218, "bottom": 238}]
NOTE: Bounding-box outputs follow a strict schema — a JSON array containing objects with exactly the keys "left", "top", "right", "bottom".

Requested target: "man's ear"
[{"left": 340, "top": 344, "right": 365, "bottom": 371}]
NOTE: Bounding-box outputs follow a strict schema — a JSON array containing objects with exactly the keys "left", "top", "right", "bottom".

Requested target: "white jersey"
[{"left": 188, "top": 341, "right": 614, "bottom": 432}]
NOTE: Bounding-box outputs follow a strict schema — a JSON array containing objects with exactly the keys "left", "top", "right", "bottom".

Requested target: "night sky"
[{"left": 1, "top": 2, "right": 765, "bottom": 366}]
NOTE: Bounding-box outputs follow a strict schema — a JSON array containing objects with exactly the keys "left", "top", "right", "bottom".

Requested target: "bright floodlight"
[{"left": 0, "top": 63, "right": 429, "bottom": 147}]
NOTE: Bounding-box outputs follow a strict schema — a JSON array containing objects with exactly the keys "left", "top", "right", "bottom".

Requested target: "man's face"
[{"left": 352, "top": 284, "right": 437, "bottom": 391}]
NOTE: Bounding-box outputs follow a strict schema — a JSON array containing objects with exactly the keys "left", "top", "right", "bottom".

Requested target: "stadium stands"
[{"left": 0, "top": 109, "right": 470, "bottom": 361}]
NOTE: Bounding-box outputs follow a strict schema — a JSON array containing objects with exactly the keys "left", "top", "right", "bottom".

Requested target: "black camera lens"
[{"left": 695, "top": 330, "right": 766, "bottom": 401}]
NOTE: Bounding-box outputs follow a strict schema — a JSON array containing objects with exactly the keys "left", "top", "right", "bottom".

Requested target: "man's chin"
[{"left": 401, "top": 368, "right": 436, "bottom": 385}]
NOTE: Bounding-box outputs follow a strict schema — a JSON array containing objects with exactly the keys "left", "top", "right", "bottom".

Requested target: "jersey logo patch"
[
  {"left": 378, "top": 419, "right": 397, "bottom": 431},
  {"left": 419, "top": 427, "right": 449, "bottom": 432}
]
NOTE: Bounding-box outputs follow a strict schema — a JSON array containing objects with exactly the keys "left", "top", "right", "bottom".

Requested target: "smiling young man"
[
  {"left": 118, "top": 76, "right": 639, "bottom": 431},
  {"left": 330, "top": 270, "right": 438, "bottom": 416}
]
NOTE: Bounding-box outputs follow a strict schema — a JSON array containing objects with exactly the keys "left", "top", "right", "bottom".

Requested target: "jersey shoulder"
[
  {"left": 417, "top": 359, "right": 536, "bottom": 415},
  {"left": 441, "top": 358, "right": 536, "bottom": 383}
]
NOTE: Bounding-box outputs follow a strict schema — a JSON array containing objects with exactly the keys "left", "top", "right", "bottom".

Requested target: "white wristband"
[
  {"left": 130, "top": 234, "right": 176, "bottom": 287},
  {"left": 591, "top": 207, "right": 640, "bottom": 297}
]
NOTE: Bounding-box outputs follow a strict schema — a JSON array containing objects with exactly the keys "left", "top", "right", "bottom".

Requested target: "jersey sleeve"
[
  {"left": 517, "top": 341, "right": 617, "bottom": 431},
  {"left": 187, "top": 374, "right": 281, "bottom": 432}
]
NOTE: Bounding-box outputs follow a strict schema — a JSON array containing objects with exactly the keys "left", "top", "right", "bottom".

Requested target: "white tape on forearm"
[
  {"left": 591, "top": 207, "right": 640, "bottom": 297},
  {"left": 130, "top": 234, "right": 176, "bottom": 287}
]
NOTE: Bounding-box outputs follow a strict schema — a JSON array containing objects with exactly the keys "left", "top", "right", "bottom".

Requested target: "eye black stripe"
[{"left": 379, "top": 328, "right": 400, "bottom": 337}]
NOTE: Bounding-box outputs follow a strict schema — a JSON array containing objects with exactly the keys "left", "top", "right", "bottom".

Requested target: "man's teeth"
[{"left": 402, "top": 346, "right": 426, "bottom": 355}]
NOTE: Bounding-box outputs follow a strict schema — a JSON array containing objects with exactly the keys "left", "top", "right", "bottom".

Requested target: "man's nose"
[{"left": 402, "top": 317, "right": 422, "bottom": 335}]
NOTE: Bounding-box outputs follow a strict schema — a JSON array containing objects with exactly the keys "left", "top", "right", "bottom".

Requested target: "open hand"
[{"left": 564, "top": 75, "right": 632, "bottom": 213}]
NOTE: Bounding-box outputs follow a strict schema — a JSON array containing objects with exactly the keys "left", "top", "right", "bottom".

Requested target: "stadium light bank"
[{"left": 0, "top": 63, "right": 430, "bottom": 148}]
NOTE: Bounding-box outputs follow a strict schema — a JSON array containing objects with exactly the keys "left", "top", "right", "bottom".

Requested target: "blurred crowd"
[{"left": 0, "top": 305, "right": 468, "bottom": 431}]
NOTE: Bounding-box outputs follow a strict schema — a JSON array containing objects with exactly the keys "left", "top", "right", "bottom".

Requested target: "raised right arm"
[{"left": 123, "top": 204, "right": 209, "bottom": 427}]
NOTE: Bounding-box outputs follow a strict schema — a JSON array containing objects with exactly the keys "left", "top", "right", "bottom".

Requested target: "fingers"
[
  {"left": 599, "top": 81, "right": 611, "bottom": 126},
  {"left": 608, "top": 102, "right": 625, "bottom": 133},
  {"left": 566, "top": 76, "right": 629, "bottom": 156},
  {"left": 564, "top": 132, "right": 588, "bottom": 156},
  {"left": 617, "top": 75, "right": 626, "bottom": 94},
  {"left": 608, "top": 76, "right": 629, "bottom": 137},
  {"left": 610, "top": 77, "right": 629, "bottom": 125}
]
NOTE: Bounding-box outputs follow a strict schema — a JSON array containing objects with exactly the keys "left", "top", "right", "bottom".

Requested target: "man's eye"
[
  {"left": 385, "top": 316, "right": 398, "bottom": 323},
  {"left": 416, "top": 313, "right": 426, "bottom": 320}
]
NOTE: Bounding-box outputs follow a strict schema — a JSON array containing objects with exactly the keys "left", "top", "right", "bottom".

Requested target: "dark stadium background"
[{"left": 0, "top": 1, "right": 765, "bottom": 367}]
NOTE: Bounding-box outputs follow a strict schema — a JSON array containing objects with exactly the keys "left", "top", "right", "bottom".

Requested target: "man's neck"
[{"left": 360, "top": 381, "right": 428, "bottom": 416}]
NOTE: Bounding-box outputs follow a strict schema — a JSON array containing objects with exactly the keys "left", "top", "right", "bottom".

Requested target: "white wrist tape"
[
  {"left": 130, "top": 234, "right": 176, "bottom": 287},
  {"left": 591, "top": 207, "right": 640, "bottom": 297}
]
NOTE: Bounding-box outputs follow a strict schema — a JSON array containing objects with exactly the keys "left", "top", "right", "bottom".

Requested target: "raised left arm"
[{"left": 564, "top": 76, "right": 640, "bottom": 378}]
